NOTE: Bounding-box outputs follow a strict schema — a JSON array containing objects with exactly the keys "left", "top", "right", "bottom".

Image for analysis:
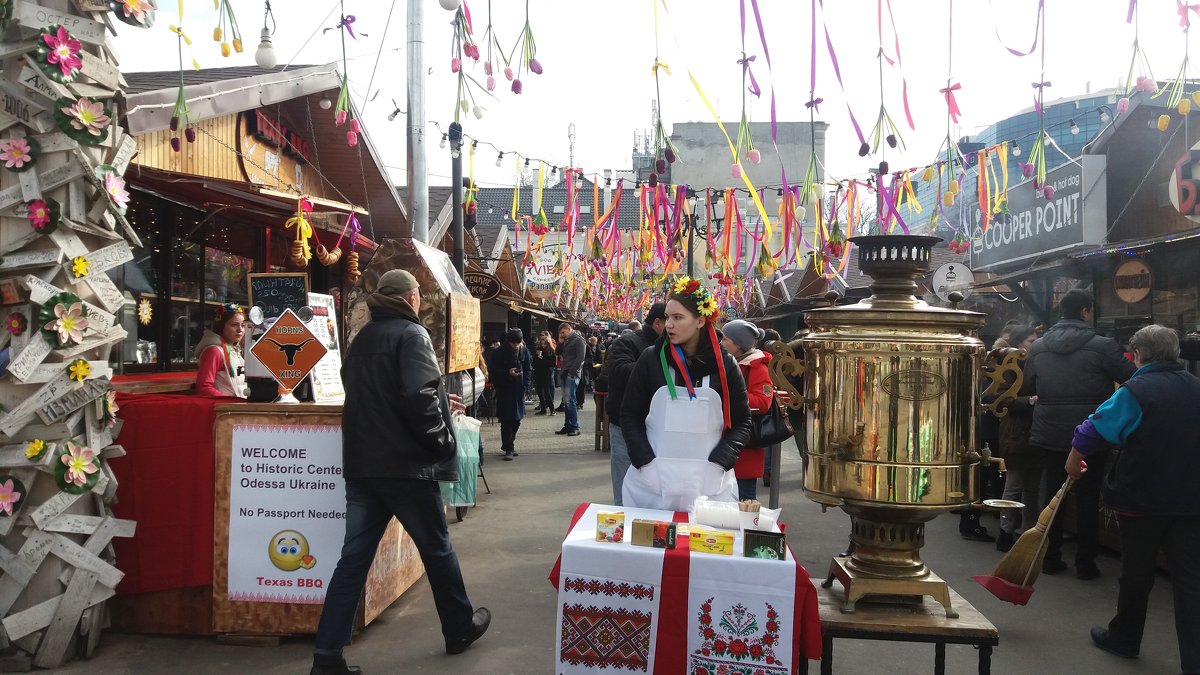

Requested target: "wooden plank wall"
[{"left": 134, "top": 115, "right": 242, "bottom": 182}]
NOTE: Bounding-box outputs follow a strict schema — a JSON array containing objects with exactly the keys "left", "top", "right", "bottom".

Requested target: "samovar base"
[{"left": 821, "top": 556, "right": 958, "bottom": 619}]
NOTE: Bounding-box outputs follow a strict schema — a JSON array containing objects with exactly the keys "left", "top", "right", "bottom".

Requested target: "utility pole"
[
  {"left": 870, "top": 161, "right": 887, "bottom": 236},
  {"left": 450, "top": 121, "right": 465, "bottom": 275},
  {"left": 406, "top": 0, "right": 428, "bottom": 242}
]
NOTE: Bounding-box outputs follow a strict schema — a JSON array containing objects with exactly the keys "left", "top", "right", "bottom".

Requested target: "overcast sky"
[{"left": 115, "top": 0, "right": 1191, "bottom": 191}]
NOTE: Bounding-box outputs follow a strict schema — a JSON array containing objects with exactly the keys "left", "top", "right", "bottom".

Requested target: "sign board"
[
  {"left": 463, "top": 271, "right": 501, "bottom": 301},
  {"left": 970, "top": 155, "right": 1107, "bottom": 270},
  {"left": 249, "top": 309, "right": 327, "bottom": 393},
  {"left": 930, "top": 263, "right": 974, "bottom": 302},
  {"left": 248, "top": 272, "right": 309, "bottom": 320},
  {"left": 306, "top": 293, "right": 344, "bottom": 404},
  {"left": 238, "top": 112, "right": 322, "bottom": 197},
  {"left": 1114, "top": 259, "right": 1152, "bottom": 304},
  {"left": 1168, "top": 143, "right": 1200, "bottom": 223},
  {"left": 523, "top": 249, "right": 560, "bottom": 290},
  {"left": 446, "top": 293, "right": 481, "bottom": 374},
  {"left": 226, "top": 424, "right": 345, "bottom": 604}
]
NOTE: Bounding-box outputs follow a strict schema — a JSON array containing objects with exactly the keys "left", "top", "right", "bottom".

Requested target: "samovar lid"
[{"left": 804, "top": 235, "right": 984, "bottom": 330}]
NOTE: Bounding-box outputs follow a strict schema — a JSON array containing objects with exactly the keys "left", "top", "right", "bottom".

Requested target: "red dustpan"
[{"left": 973, "top": 477, "right": 1075, "bottom": 606}]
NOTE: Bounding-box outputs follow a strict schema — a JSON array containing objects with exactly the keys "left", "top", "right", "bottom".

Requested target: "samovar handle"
[
  {"left": 980, "top": 347, "right": 1027, "bottom": 418},
  {"left": 768, "top": 340, "right": 807, "bottom": 411}
]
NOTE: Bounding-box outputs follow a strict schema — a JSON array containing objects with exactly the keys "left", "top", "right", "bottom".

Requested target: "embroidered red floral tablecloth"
[{"left": 550, "top": 503, "right": 822, "bottom": 674}]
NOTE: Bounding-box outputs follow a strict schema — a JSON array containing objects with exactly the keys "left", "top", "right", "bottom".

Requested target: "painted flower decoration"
[
  {"left": 60, "top": 442, "right": 98, "bottom": 488},
  {"left": 696, "top": 295, "right": 718, "bottom": 318},
  {"left": 0, "top": 479, "right": 20, "bottom": 516},
  {"left": 104, "top": 172, "right": 130, "bottom": 210},
  {"left": 44, "top": 302, "right": 89, "bottom": 346},
  {"left": 27, "top": 199, "right": 51, "bottom": 231},
  {"left": 0, "top": 138, "right": 31, "bottom": 170},
  {"left": 119, "top": 0, "right": 154, "bottom": 24},
  {"left": 5, "top": 312, "right": 26, "bottom": 336},
  {"left": 24, "top": 439, "right": 46, "bottom": 461},
  {"left": 67, "top": 358, "right": 91, "bottom": 382},
  {"left": 70, "top": 256, "right": 90, "bottom": 279},
  {"left": 137, "top": 298, "right": 153, "bottom": 326},
  {"left": 41, "top": 26, "right": 83, "bottom": 80},
  {"left": 62, "top": 98, "right": 111, "bottom": 137}
]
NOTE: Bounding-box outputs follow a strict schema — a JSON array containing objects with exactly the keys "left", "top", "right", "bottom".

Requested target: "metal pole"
[
  {"left": 406, "top": 0, "right": 428, "bottom": 242},
  {"left": 687, "top": 216, "right": 694, "bottom": 277},
  {"left": 450, "top": 122, "right": 465, "bottom": 275}
]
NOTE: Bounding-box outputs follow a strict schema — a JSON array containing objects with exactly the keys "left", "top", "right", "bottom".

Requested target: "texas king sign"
[{"left": 970, "top": 155, "right": 1107, "bottom": 270}]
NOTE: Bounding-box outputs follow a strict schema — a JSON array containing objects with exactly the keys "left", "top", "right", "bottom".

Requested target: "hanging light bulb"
[
  {"left": 1098, "top": 107, "right": 1111, "bottom": 123},
  {"left": 253, "top": 2, "right": 277, "bottom": 69},
  {"left": 495, "top": 152, "right": 504, "bottom": 167},
  {"left": 451, "top": 146, "right": 461, "bottom": 159},
  {"left": 439, "top": 133, "right": 448, "bottom": 149},
  {"left": 1011, "top": 141, "right": 1021, "bottom": 157},
  {"left": 524, "top": 158, "right": 530, "bottom": 168},
  {"left": 1069, "top": 119, "right": 1080, "bottom": 135}
]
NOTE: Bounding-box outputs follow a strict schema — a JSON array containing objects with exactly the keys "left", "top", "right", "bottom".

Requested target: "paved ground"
[{"left": 61, "top": 398, "right": 1185, "bottom": 674}]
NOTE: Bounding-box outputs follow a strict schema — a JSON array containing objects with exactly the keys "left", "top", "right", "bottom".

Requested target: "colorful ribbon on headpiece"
[{"left": 940, "top": 82, "right": 962, "bottom": 123}]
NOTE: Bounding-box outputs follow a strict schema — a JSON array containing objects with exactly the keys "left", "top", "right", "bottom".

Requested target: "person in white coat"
[{"left": 618, "top": 277, "right": 752, "bottom": 511}]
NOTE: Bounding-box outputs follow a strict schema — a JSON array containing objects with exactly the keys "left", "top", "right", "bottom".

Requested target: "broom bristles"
[{"left": 986, "top": 477, "right": 1075, "bottom": 589}]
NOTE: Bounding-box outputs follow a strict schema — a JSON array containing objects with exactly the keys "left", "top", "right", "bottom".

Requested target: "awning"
[
  {"left": 507, "top": 302, "right": 560, "bottom": 320},
  {"left": 1070, "top": 226, "right": 1200, "bottom": 259},
  {"left": 967, "top": 259, "right": 1070, "bottom": 289}
]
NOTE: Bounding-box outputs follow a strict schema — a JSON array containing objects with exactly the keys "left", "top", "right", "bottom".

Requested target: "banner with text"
[
  {"left": 970, "top": 155, "right": 1107, "bottom": 270},
  {"left": 228, "top": 424, "right": 346, "bottom": 604}
]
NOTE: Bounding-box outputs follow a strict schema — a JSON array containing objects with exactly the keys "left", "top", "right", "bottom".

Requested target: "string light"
[
  {"left": 1011, "top": 141, "right": 1021, "bottom": 156},
  {"left": 439, "top": 133, "right": 448, "bottom": 149},
  {"left": 1069, "top": 119, "right": 1080, "bottom": 135},
  {"left": 495, "top": 152, "right": 504, "bottom": 167}
]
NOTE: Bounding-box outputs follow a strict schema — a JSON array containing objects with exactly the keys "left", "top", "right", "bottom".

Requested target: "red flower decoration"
[
  {"left": 766, "top": 620, "right": 779, "bottom": 632},
  {"left": 5, "top": 312, "right": 27, "bottom": 336},
  {"left": 713, "top": 638, "right": 727, "bottom": 655},
  {"left": 42, "top": 27, "right": 83, "bottom": 79},
  {"left": 729, "top": 639, "right": 748, "bottom": 657}
]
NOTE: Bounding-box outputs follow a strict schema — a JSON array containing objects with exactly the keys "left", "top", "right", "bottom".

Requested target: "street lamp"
[{"left": 684, "top": 189, "right": 722, "bottom": 278}]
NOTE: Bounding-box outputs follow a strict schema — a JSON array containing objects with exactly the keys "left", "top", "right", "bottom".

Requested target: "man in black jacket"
[
  {"left": 596, "top": 303, "right": 666, "bottom": 504},
  {"left": 1022, "top": 289, "right": 1136, "bottom": 580},
  {"left": 312, "top": 270, "right": 489, "bottom": 675}
]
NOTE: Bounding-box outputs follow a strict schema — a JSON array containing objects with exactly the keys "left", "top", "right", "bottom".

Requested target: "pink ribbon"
[
  {"left": 940, "top": 82, "right": 962, "bottom": 123},
  {"left": 338, "top": 15, "right": 364, "bottom": 39},
  {"left": 737, "top": 54, "right": 761, "bottom": 97},
  {"left": 805, "top": 97, "right": 823, "bottom": 113},
  {"left": 1032, "top": 80, "right": 1051, "bottom": 116},
  {"left": 1178, "top": 0, "right": 1200, "bottom": 27}
]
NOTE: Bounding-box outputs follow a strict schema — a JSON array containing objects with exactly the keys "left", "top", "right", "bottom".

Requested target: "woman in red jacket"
[{"left": 720, "top": 320, "right": 772, "bottom": 501}]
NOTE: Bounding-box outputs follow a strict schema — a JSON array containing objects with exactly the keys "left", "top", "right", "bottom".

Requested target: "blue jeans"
[
  {"left": 736, "top": 477, "right": 757, "bottom": 501},
  {"left": 609, "top": 424, "right": 632, "bottom": 505},
  {"left": 314, "top": 478, "right": 474, "bottom": 659},
  {"left": 564, "top": 375, "right": 580, "bottom": 431}
]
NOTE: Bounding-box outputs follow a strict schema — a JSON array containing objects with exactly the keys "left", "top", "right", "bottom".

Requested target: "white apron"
[{"left": 622, "top": 375, "right": 739, "bottom": 512}]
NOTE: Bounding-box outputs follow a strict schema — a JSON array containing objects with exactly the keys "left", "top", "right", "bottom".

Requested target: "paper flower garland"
[
  {"left": 0, "top": 477, "right": 25, "bottom": 517},
  {"left": 25, "top": 198, "right": 60, "bottom": 234},
  {"left": 40, "top": 292, "right": 89, "bottom": 349},
  {"left": 5, "top": 312, "right": 26, "bottom": 336},
  {"left": 111, "top": 0, "right": 157, "bottom": 28},
  {"left": 0, "top": 136, "right": 37, "bottom": 172},
  {"left": 54, "top": 96, "right": 112, "bottom": 145},
  {"left": 55, "top": 441, "right": 99, "bottom": 493},
  {"left": 25, "top": 439, "right": 47, "bottom": 461},
  {"left": 137, "top": 298, "right": 153, "bottom": 326},
  {"left": 67, "top": 359, "right": 91, "bottom": 382},
  {"left": 37, "top": 26, "right": 84, "bottom": 83}
]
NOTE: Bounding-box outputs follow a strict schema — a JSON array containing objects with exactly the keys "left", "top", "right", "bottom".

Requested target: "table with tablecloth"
[{"left": 549, "top": 503, "right": 822, "bottom": 674}]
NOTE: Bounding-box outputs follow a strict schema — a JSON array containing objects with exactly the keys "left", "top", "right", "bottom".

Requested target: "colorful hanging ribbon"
[
  {"left": 940, "top": 82, "right": 963, "bottom": 123},
  {"left": 284, "top": 200, "right": 313, "bottom": 263}
]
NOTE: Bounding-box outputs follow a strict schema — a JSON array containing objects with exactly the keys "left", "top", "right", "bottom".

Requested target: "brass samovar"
[{"left": 775, "top": 235, "right": 1013, "bottom": 618}]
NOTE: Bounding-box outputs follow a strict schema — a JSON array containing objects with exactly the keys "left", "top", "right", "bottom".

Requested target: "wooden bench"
[{"left": 805, "top": 581, "right": 999, "bottom": 675}]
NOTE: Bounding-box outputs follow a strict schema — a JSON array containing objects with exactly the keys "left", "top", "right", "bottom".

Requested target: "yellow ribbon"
[
  {"left": 651, "top": 60, "right": 671, "bottom": 77},
  {"left": 284, "top": 202, "right": 313, "bottom": 263},
  {"left": 169, "top": 25, "right": 201, "bottom": 70}
]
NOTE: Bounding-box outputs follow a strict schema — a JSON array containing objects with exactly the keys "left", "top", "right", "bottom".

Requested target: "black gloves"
[{"left": 708, "top": 442, "right": 740, "bottom": 472}]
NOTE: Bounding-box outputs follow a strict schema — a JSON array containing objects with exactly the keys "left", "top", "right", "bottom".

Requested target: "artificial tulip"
[
  {"left": 451, "top": 58, "right": 461, "bottom": 73},
  {"left": 473, "top": 105, "right": 484, "bottom": 120},
  {"left": 486, "top": 76, "right": 495, "bottom": 91},
  {"left": 656, "top": 158, "right": 667, "bottom": 174},
  {"left": 1158, "top": 114, "right": 1171, "bottom": 132},
  {"left": 731, "top": 163, "right": 742, "bottom": 179},
  {"left": 665, "top": 147, "right": 676, "bottom": 163},
  {"left": 529, "top": 58, "right": 543, "bottom": 74},
  {"left": 1181, "top": 99, "right": 1192, "bottom": 116},
  {"left": 942, "top": 192, "right": 954, "bottom": 207},
  {"left": 1020, "top": 162, "right": 1034, "bottom": 178},
  {"left": 484, "top": 61, "right": 493, "bottom": 76},
  {"left": 350, "top": 119, "right": 360, "bottom": 133},
  {"left": 948, "top": 179, "right": 960, "bottom": 195},
  {"left": 858, "top": 142, "right": 870, "bottom": 157},
  {"left": 336, "top": 110, "right": 347, "bottom": 125},
  {"left": 921, "top": 166, "right": 934, "bottom": 182},
  {"left": 185, "top": 127, "right": 196, "bottom": 143},
  {"left": 747, "top": 148, "right": 761, "bottom": 164},
  {"left": 1140, "top": 77, "right": 1157, "bottom": 93},
  {"left": 1043, "top": 185, "right": 1055, "bottom": 199},
  {"left": 504, "top": 66, "right": 514, "bottom": 81},
  {"left": 1116, "top": 97, "right": 1130, "bottom": 115},
  {"left": 512, "top": 79, "right": 523, "bottom": 94},
  {"left": 346, "top": 131, "right": 358, "bottom": 147}
]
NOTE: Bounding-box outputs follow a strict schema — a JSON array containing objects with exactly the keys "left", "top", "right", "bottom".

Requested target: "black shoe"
[
  {"left": 1076, "top": 562, "right": 1102, "bottom": 580},
  {"left": 960, "top": 525, "right": 996, "bottom": 543},
  {"left": 554, "top": 427, "right": 571, "bottom": 435},
  {"left": 534, "top": 409, "right": 548, "bottom": 416},
  {"left": 555, "top": 405, "right": 565, "bottom": 412},
  {"left": 996, "top": 532, "right": 1014, "bottom": 553},
  {"left": 511, "top": 450, "right": 519, "bottom": 457},
  {"left": 502, "top": 452, "right": 513, "bottom": 461},
  {"left": 309, "top": 660, "right": 362, "bottom": 675},
  {"left": 1042, "top": 557, "right": 1068, "bottom": 575},
  {"left": 446, "top": 607, "right": 491, "bottom": 655},
  {"left": 567, "top": 429, "right": 581, "bottom": 437},
  {"left": 1090, "top": 627, "right": 1138, "bottom": 659}
]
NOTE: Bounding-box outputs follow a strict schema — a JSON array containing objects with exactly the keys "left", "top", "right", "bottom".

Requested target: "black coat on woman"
[
  {"left": 488, "top": 342, "right": 533, "bottom": 421},
  {"left": 619, "top": 336, "right": 753, "bottom": 471},
  {"left": 532, "top": 343, "right": 557, "bottom": 384}
]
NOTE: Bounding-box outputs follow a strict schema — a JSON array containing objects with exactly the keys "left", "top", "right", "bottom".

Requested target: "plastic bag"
[{"left": 440, "top": 414, "right": 482, "bottom": 507}]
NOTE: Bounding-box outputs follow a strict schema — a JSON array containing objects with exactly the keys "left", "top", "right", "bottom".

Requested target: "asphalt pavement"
[{"left": 59, "top": 397, "right": 1185, "bottom": 674}]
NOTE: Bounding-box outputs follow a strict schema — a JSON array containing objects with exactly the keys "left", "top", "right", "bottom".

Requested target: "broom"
[{"left": 972, "top": 476, "right": 1076, "bottom": 605}]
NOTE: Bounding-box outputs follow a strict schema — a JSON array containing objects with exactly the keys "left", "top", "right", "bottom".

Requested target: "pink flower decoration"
[
  {"left": 1019, "top": 162, "right": 1034, "bottom": 178},
  {"left": 61, "top": 442, "right": 97, "bottom": 487},
  {"left": 1139, "top": 77, "right": 1157, "bottom": 94},
  {"left": 121, "top": 0, "right": 153, "bottom": 23},
  {"left": 61, "top": 98, "right": 110, "bottom": 136},
  {"left": 451, "top": 57, "right": 461, "bottom": 73},
  {"left": 350, "top": 119, "right": 361, "bottom": 134},
  {"left": 512, "top": 78, "right": 523, "bottom": 94},
  {"left": 335, "top": 110, "right": 347, "bottom": 126},
  {"left": 747, "top": 148, "right": 761, "bottom": 164},
  {"left": 504, "top": 66, "right": 514, "bottom": 81},
  {"left": 104, "top": 173, "right": 130, "bottom": 209},
  {"left": 529, "top": 58, "right": 543, "bottom": 75},
  {"left": 44, "top": 302, "right": 89, "bottom": 345},
  {"left": 484, "top": 61, "right": 493, "bottom": 76},
  {"left": 486, "top": 76, "right": 495, "bottom": 91},
  {"left": 42, "top": 27, "right": 83, "bottom": 78},
  {"left": 0, "top": 479, "right": 19, "bottom": 516},
  {"left": 346, "top": 131, "right": 358, "bottom": 147},
  {"left": 1043, "top": 185, "right": 1055, "bottom": 199},
  {"left": 27, "top": 199, "right": 50, "bottom": 230},
  {"left": 0, "top": 138, "right": 31, "bottom": 169},
  {"left": 1116, "top": 97, "right": 1130, "bottom": 115},
  {"left": 731, "top": 163, "right": 743, "bottom": 179}
]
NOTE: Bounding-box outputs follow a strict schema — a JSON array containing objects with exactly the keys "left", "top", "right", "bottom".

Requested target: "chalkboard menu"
[{"left": 248, "top": 273, "right": 310, "bottom": 319}]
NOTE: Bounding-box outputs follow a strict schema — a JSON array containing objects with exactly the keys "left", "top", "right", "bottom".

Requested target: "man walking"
[
  {"left": 556, "top": 323, "right": 587, "bottom": 437},
  {"left": 597, "top": 304, "right": 666, "bottom": 504},
  {"left": 1022, "top": 289, "right": 1135, "bottom": 579},
  {"left": 312, "top": 270, "right": 489, "bottom": 675},
  {"left": 489, "top": 327, "right": 533, "bottom": 460}
]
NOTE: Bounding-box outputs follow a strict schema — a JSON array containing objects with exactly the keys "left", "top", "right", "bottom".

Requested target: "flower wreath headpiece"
[
  {"left": 671, "top": 276, "right": 718, "bottom": 318},
  {"left": 215, "top": 303, "right": 243, "bottom": 321}
]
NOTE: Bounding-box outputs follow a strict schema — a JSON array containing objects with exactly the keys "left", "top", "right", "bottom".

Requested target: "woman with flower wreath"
[
  {"left": 619, "top": 277, "right": 752, "bottom": 511},
  {"left": 194, "top": 303, "right": 248, "bottom": 398}
]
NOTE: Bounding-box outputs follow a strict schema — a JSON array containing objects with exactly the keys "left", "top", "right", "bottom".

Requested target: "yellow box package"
[
  {"left": 596, "top": 511, "right": 625, "bottom": 543},
  {"left": 689, "top": 526, "right": 735, "bottom": 555}
]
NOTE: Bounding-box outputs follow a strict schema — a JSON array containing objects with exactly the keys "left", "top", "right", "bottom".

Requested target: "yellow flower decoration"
[
  {"left": 67, "top": 358, "right": 90, "bottom": 382},
  {"left": 696, "top": 296, "right": 718, "bottom": 318},
  {"left": 70, "top": 256, "right": 90, "bottom": 278},
  {"left": 670, "top": 275, "right": 718, "bottom": 317},
  {"left": 25, "top": 439, "right": 46, "bottom": 460}
]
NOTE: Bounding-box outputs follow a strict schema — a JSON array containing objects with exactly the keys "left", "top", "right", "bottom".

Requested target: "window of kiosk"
[{"left": 112, "top": 195, "right": 165, "bottom": 372}]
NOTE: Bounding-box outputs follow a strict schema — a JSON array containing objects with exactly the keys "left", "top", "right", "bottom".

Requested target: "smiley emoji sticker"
[{"left": 268, "top": 530, "right": 317, "bottom": 571}]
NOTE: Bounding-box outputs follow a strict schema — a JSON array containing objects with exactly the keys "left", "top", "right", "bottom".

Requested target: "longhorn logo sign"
[{"left": 250, "top": 308, "right": 328, "bottom": 392}]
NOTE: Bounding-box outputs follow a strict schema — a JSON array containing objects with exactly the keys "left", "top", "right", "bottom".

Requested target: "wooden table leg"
[
  {"left": 978, "top": 644, "right": 992, "bottom": 675},
  {"left": 935, "top": 642, "right": 946, "bottom": 675},
  {"left": 821, "top": 635, "right": 833, "bottom": 675}
]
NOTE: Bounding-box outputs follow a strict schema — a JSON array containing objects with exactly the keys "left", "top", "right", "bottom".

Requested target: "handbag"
[{"left": 747, "top": 398, "right": 794, "bottom": 447}]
